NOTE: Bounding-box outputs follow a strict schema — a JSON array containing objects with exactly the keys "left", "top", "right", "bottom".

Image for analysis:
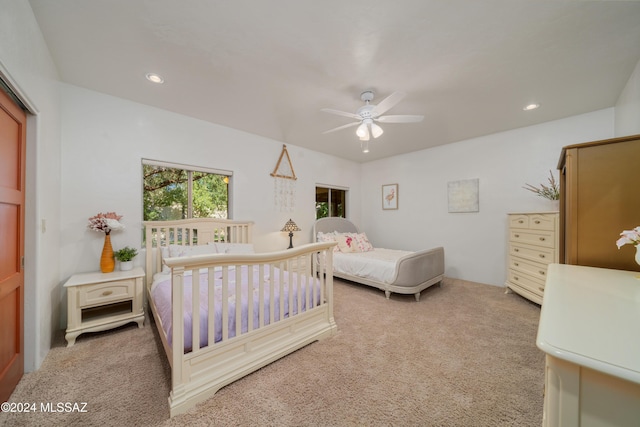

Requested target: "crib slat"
[
  {"left": 288, "top": 260, "right": 294, "bottom": 319},
  {"left": 221, "top": 266, "right": 229, "bottom": 341},
  {"left": 191, "top": 268, "right": 200, "bottom": 352},
  {"left": 258, "top": 264, "right": 265, "bottom": 328},
  {"left": 207, "top": 267, "right": 215, "bottom": 347},
  {"left": 235, "top": 265, "right": 242, "bottom": 338},
  {"left": 279, "top": 261, "right": 285, "bottom": 321},
  {"left": 247, "top": 264, "right": 254, "bottom": 333},
  {"left": 269, "top": 264, "right": 275, "bottom": 324}
]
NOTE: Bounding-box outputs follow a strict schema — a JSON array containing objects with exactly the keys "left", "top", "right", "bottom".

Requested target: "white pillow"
[
  {"left": 160, "top": 246, "right": 170, "bottom": 273},
  {"left": 215, "top": 243, "right": 255, "bottom": 254},
  {"left": 317, "top": 231, "right": 340, "bottom": 252},
  {"left": 168, "top": 244, "right": 219, "bottom": 258}
]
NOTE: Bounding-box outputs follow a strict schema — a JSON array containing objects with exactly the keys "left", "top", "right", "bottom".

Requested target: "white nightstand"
[{"left": 64, "top": 267, "right": 145, "bottom": 347}]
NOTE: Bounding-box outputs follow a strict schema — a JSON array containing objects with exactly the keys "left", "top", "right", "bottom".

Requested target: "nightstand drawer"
[{"left": 79, "top": 280, "right": 134, "bottom": 307}]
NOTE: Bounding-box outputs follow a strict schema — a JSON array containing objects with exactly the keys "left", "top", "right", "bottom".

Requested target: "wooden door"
[{"left": 0, "top": 87, "right": 26, "bottom": 402}]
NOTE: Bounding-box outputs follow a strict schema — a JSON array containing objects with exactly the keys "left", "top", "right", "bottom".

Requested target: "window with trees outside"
[
  {"left": 316, "top": 186, "right": 347, "bottom": 219},
  {"left": 143, "top": 160, "right": 230, "bottom": 221}
]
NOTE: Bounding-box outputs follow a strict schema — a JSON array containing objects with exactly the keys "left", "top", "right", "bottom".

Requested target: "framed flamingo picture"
[{"left": 382, "top": 184, "right": 398, "bottom": 210}]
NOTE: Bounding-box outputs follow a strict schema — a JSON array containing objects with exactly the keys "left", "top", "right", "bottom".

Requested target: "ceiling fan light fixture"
[
  {"left": 371, "top": 122, "right": 384, "bottom": 138},
  {"left": 356, "top": 122, "right": 369, "bottom": 138}
]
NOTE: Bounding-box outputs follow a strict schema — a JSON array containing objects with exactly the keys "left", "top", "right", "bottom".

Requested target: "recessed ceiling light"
[
  {"left": 523, "top": 103, "right": 540, "bottom": 111},
  {"left": 145, "top": 73, "right": 164, "bottom": 84}
]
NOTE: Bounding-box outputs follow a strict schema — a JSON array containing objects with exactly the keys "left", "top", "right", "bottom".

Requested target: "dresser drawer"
[
  {"left": 528, "top": 214, "right": 556, "bottom": 231},
  {"left": 79, "top": 279, "right": 135, "bottom": 308},
  {"left": 510, "top": 242, "right": 555, "bottom": 265},
  {"left": 507, "top": 281, "right": 543, "bottom": 305},
  {"left": 509, "top": 256, "right": 549, "bottom": 281},
  {"left": 510, "top": 229, "right": 555, "bottom": 248},
  {"left": 507, "top": 269, "right": 545, "bottom": 296},
  {"left": 509, "top": 215, "right": 530, "bottom": 229}
]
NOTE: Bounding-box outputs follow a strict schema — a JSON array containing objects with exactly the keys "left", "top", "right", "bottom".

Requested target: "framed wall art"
[
  {"left": 447, "top": 178, "right": 479, "bottom": 213},
  {"left": 382, "top": 184, "right": 398, "bottom": 210}
]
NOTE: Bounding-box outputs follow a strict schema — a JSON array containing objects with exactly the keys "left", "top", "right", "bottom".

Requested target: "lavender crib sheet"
[{"left": 151, "top": 265, "right": 321, "bottom": 351}]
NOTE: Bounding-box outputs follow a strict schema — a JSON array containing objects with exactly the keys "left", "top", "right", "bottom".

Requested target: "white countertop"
[{"left": 537, "top": 263, "right": 640, "bottom": 384}]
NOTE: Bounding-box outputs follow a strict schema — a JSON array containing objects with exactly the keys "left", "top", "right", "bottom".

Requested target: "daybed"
[
  {"left": 313, "top": 217, "right": 444, "bottom": 301},
  {"left": 144, "top": 218, "right": 337, "bottom": 417}
]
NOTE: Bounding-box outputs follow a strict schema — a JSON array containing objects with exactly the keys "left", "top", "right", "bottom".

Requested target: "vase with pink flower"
[
  {"left": 615, "top": 226, "right": 640, "bottom": 272},
  {"left": 88, "top": 212, "right": 125, "bottom": 273}
]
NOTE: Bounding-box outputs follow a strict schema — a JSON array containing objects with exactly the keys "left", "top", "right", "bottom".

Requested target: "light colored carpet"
[{"left": 1, "top": 277, "right": 544, "bottom": 426}]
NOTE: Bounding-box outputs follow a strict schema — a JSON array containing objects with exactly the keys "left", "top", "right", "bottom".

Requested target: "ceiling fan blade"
[
  {"left": 321, "top": 108, "right": 361, "bottom": 120},
  {"left": 322, "top": 121, "right": 360, "bottom": 134},
  {"left": 377, "top": 114, "right": 424, "bottom": 123},
  {"left": 372, "top": 91, "right": 406, "bottom": 116}
]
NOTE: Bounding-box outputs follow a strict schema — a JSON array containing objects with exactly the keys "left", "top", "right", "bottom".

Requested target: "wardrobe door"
[{"left": 562, "top": 136, "right": 640, "bottom": 272}]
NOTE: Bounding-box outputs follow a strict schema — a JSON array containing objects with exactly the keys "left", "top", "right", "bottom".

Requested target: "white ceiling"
[{"left": 29, "top": 0, "right": 640, "bottom": 162}]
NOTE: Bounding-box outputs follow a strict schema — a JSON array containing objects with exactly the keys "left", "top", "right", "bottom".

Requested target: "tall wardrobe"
[{"left": 558, "top": 134, "right": 640, "bottom": 272}]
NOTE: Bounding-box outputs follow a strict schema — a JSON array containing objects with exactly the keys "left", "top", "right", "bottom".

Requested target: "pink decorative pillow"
[
  {"left": 353, "top": 232, "right": 374, "bottom": 252},
  {"left": 336, "top": 233, "right": 361, "bottom": 253}
]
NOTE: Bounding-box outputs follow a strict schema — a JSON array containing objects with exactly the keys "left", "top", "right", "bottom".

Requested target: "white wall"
[
  {"left": 59, "top": 84, "right": 361, "bottom": 283},
  {"left": 1, "top": 0, "right": 62, "bottom": 371},
  {"left": 615, "top": 58, "right": 640, "bottom": 136},
  {"left": 360, "top": 109, "right": 614, "bottom": 286}
]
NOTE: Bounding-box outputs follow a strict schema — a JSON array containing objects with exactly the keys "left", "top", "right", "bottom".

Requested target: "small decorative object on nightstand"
[
  {"left": 64, "top": 267, "right": 145, "bottom": 347},
  {"left": 281, "top": 218, "right": 301, "bottom": 249},
  {"left": 114, "top": 246, "right": 138, "bottom": 271}
]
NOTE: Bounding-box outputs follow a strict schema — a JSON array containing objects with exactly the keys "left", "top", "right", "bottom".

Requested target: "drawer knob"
[
  {"left": 518, "top": 220, "right": 524, "bottom": 223},
  {"left": 514, "top": 248, "right": 519, "bottom": 252},
  {"left": 514, "top": 262, "right": 519, "bottom": 266},
  {"left": 538, "top": 287, "right": 544, "bottom": 292},
  {"left": 539, "top": 270, "right": 545, "bottom": 275},
  {"left": 102, "top": 290, "right": 113, "bottom": 296},
  {"left": 539, "top": 237, "right": 546, "bottom": 241},
  {"left": 514, "top": 276, "right": 519, "bottom": 281},
  {"left": 534, "top": 220, "right": 540, "bottom": 224},
  {"left": 514, "top": 234, "right": 520, "bottom": 238},
  {"left": 539, "top": 254, "right": 545, "bottom": 258}
]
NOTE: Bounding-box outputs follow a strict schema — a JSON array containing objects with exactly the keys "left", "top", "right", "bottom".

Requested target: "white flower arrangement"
[
  {"left": 88, "top": 212, "right": 125, "bottom": 235},
  {"left": 616, "top": 226, "right": 640, "bottom": 249}
]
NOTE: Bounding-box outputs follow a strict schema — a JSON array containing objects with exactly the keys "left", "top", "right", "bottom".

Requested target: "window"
[
  {"left": 143, "top": 160, "right": 230, "bottom": 221},
  {"left": 316, "top": 186, "right": 347, "bottom": 219}
]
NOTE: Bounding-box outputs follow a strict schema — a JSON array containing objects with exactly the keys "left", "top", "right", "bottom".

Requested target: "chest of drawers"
[{"left": 506, "top": 212, "right": 559, "bottom": 304}]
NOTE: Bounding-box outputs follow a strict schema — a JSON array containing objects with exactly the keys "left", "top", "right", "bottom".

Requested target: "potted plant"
[{"left": 114, "top": 246, "right": 138, "bottom": 271}]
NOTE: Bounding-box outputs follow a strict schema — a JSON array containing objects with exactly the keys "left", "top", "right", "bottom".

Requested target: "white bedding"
[{"left": 333, "top": 248, "right": 412, "bottom": 284}]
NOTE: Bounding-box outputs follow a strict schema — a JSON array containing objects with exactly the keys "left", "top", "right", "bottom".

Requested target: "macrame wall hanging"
[{"left": 271, "top": 144, "right": 297, "bottom": 212}]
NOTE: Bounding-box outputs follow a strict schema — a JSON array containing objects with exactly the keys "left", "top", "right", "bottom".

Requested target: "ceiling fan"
[{"left": 321, "top": 90, "right": 424, "bottom": 151}]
